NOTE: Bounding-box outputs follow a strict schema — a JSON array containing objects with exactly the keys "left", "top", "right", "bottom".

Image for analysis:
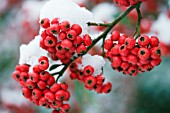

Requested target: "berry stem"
[
  {"left": 50, "top": 2, "right": 142, "bottom": 81},
  {"left": 87, "top": 22, "right": 111, "bottom": 27},
  {"left": 133, "top": 3, "right": 142, "bottom": 39}
]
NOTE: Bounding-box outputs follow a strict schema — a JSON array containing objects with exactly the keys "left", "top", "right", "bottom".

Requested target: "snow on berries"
[
  {"left": 105, "top": 31, "right": 162, "bottom": 76},
  {"left": 113, "top": 0, "right": 146, "bottom": 7},
  {"left": 40, "top": 18, "right": 93, "bottom": 64},
  {"left": 69, "top": 54, "right": 112, "bottom": 94},
  {"left": 12, "top": 56, "right": 71, "bottom": 113}
]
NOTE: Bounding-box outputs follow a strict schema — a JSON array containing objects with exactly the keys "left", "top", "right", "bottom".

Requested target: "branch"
[
  {"left": 50, "top": 2, "right": 142, "bottom": 82},
  {"left": 87, "top": 22, "right": 111, "bottom": 27},
  {"left": 134, "top": 3, "right": 142, "bottom": 39}
]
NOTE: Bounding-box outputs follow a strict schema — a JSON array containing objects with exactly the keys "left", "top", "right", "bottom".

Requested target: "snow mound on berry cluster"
[
  {"left": 92, "top": 3, "right": 118, "bottom": 22},
  {"left": 78, "top": 54, "right": 105, "bottom": 76},
  {"left": 151, "top": 13, "right": 170, "bottom": 44},
  {"left": 19, "top": 36, "right": 47, "bottom": 66},
  {"left": 72, "top": 0, "right": 86, "bottom": 4},
  {"left": 40, "top": 0, "right": 96, "bottom": 35}
]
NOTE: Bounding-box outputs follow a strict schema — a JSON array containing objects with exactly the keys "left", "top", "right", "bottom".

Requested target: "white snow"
[
  {"left": 151, "top": 13, "right": 170, "bottom": 44},
  {"left": 78, "top": 54, "right": 105, "bottom": 76},
  {"left": 92, "top": 3, "right": 118, "bottom": 22},
  {"left": 19, "top": 35, "right": 47, "bottom": 66},
  {"left": 40, "top": 0, "right": 96, "bottom": 35}
]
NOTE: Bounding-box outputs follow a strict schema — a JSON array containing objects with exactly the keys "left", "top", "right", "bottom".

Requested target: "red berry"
[
  {"left": 119, "top": 44, "right": 129, "bottom": 56},
  {"left": 44, "top": 91, "right": 55, "bottom": 102},
  {"left": 70, "top": 72, "right": 78, "bottom": 79},
  {"left": 65, "top": 51, "right": 72, "bottom": 58},
  {"left": 56, "top": 43, "right": 66, "bottom": 54},
  {"left": 26, "top": 79, "right": 36, "bottom": 89},
  {"left": 47, "top": 76, "right": 55, "bottom": 86},
  {"left": 41, "top": 30, "right": 48, "bottom": 39},
  {"left": 111, "top": 56, "right": 122, "bottom": 68},
  {"left": 37, "top": 80, "right": 47, "bottom": 90},
  {"left": 61, "top": 104, "right": 70, "bottom": 112},
  {"left": 33, "top": 65, "right": 42, "bottom": 73},
  {"left": 94, "top": 84, "right": 102, "bottom": 93},
  {"left": 121, "top": 62, "right": 130, "bottom": 70},
  {"left": 150, "top": 36, "right": 159, "bottom": 47},
  {"left": 29, "top": 72, "right": 39, "bottom": 83},
  {"left": 12, "top": 71, "right": 21, "bottom": 82},
  {"left": 40, "top": 71, "right": 50, "bottom": 81},
  {"left": 138, "top": 35, "right": 150, "bottom": 47},
  {"left": 52, "top": 101, "right": 62, "bottom": 109},
  {"left": 128, "top": 65, "right": 137, "bottom": 75},
  {"left": 44, "top": 35, "right": 57, "bottom": 47},
  {"left": 83, "top": 65, "right": 94, "bottom": 76},
  {"left": 74, "top": 36, "right": 83, "bottom": 45},
  {"left": 84, "top": 76, "right": 96, "bottom": 88},
  {"left": 46, "top": 24, "right": 60, "bottom": 35},
  {"left": 32, "top": 88, "right": 43, "bottom": 99},
  {"left": 131, "top": 47, "right": 139, "bottom": 55},
  {"left": 127, "top": 54, "right": 138, "bottom": 64},
  {"left": 39, "top": 97, "right": 48, "bottom": 106},
  {"left": 39, "top": 60, "right": 49, "bottom": 70},
  {"left": 143, "top": 63, "right": 154, "bottom": 71},
  {"left": 59, "top": 31, "right": 67, "bottom": 40},
  {"left": 20, "top": 64, "right": 30, "bottom": 72},
  {"left": 138, "top": 48, "right": 150, "bottom": 59},
  {"left": 20, "top": 72, "right": 29, "bottom": 82},
  {"left": 60, "top": 83, "right": 68, "bottom": 91},
  {"left": 63, "top": 91, "right": 70, "bottom": 101},
  {"left": 40, "top": 18, "right": 50, "bottom": 29},
  {"left": 55, "top": 90, "right": 66, "bottom": 101},
  {"left": 151, "top": 58, "right": 161, "bottom": 66},
  {"left": 111, "top": 44, "right": 120, "bottom": 55},
  {"left": 76, "top": 44, "right": 87, "bottom": 54},
  {"left": 118, "top": 35, "right": 127, "bottom": 44},
  {"left": 104, "top": 39, "right": 113, "bottom": 50},
  {"left": 67, "top": 30, "right": 77, "bottom": 40},
  {"left": 40, "top": 38, "right": 47, "bottom": 50},
  {"left": 125, "top": 37, "right": 136, "bottom": 49},
  {"left": 71, "top": 24, "right": 82, "bottom": 35},
  {"left": 139, "top": 59, "right": 150, "bottom": 65},
  {"left": 96, "top": 75, "right": 105, "bottom": 84},
  {"left": 51, "top": 18, "right": 59, "bottom": 24},
  {"left": 150, "top": 47, "right": 161, "bottom": 59},
  {"left": 60, "top": 21, "right": 70, "bottom": 31},
  {"left": 22, "top": 87, "right": 32, "bottom": 98},
  {"left": 83, "top": 34, "right": 92, "bottom": 46},
  {"left": 111, "top": 31, "right": 120, "bottom": 41},
  {"left": 38, "top": 56, "right": 48, "bottom": 62},
  {"left": 50, "top": 83, "right": 61, "bottom": 93},
  {"left": 61, "top": 39, "right": 73, "bottom": 49},
  {"left": 102, "top": 82, "right": 112, "bottom": 93},
  {"left": 70, "top": 63, "right": 78, "bottom": 72}
]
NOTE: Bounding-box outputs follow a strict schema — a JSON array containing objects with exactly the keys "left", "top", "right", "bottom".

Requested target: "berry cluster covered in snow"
[
  {"left": 105, "top": 31, "right": 162, "bottom": 76},
  {"left": 40, "top": 18, "right": 92, "bottom": 64}
]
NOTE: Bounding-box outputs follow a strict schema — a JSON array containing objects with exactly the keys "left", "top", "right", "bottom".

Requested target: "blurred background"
[{"left": 0, "top": 0, "right": 170, "bottom": 113}]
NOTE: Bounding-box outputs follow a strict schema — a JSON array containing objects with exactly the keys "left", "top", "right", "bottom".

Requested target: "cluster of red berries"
[
  {"left": 40, "top": 18, "right": 92, "bottom": 64},
  {"left": 12, "top": 56, "right": 71, "bottom": 113},
  {"left": 69, "top": 63, "right": 112, "bottom": 93},
  {"left": 104, "top": 31, "right": 162, "bottom": 76},
  {"left": 113, "top": 0, "right": 145, "bottom": 7}
]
